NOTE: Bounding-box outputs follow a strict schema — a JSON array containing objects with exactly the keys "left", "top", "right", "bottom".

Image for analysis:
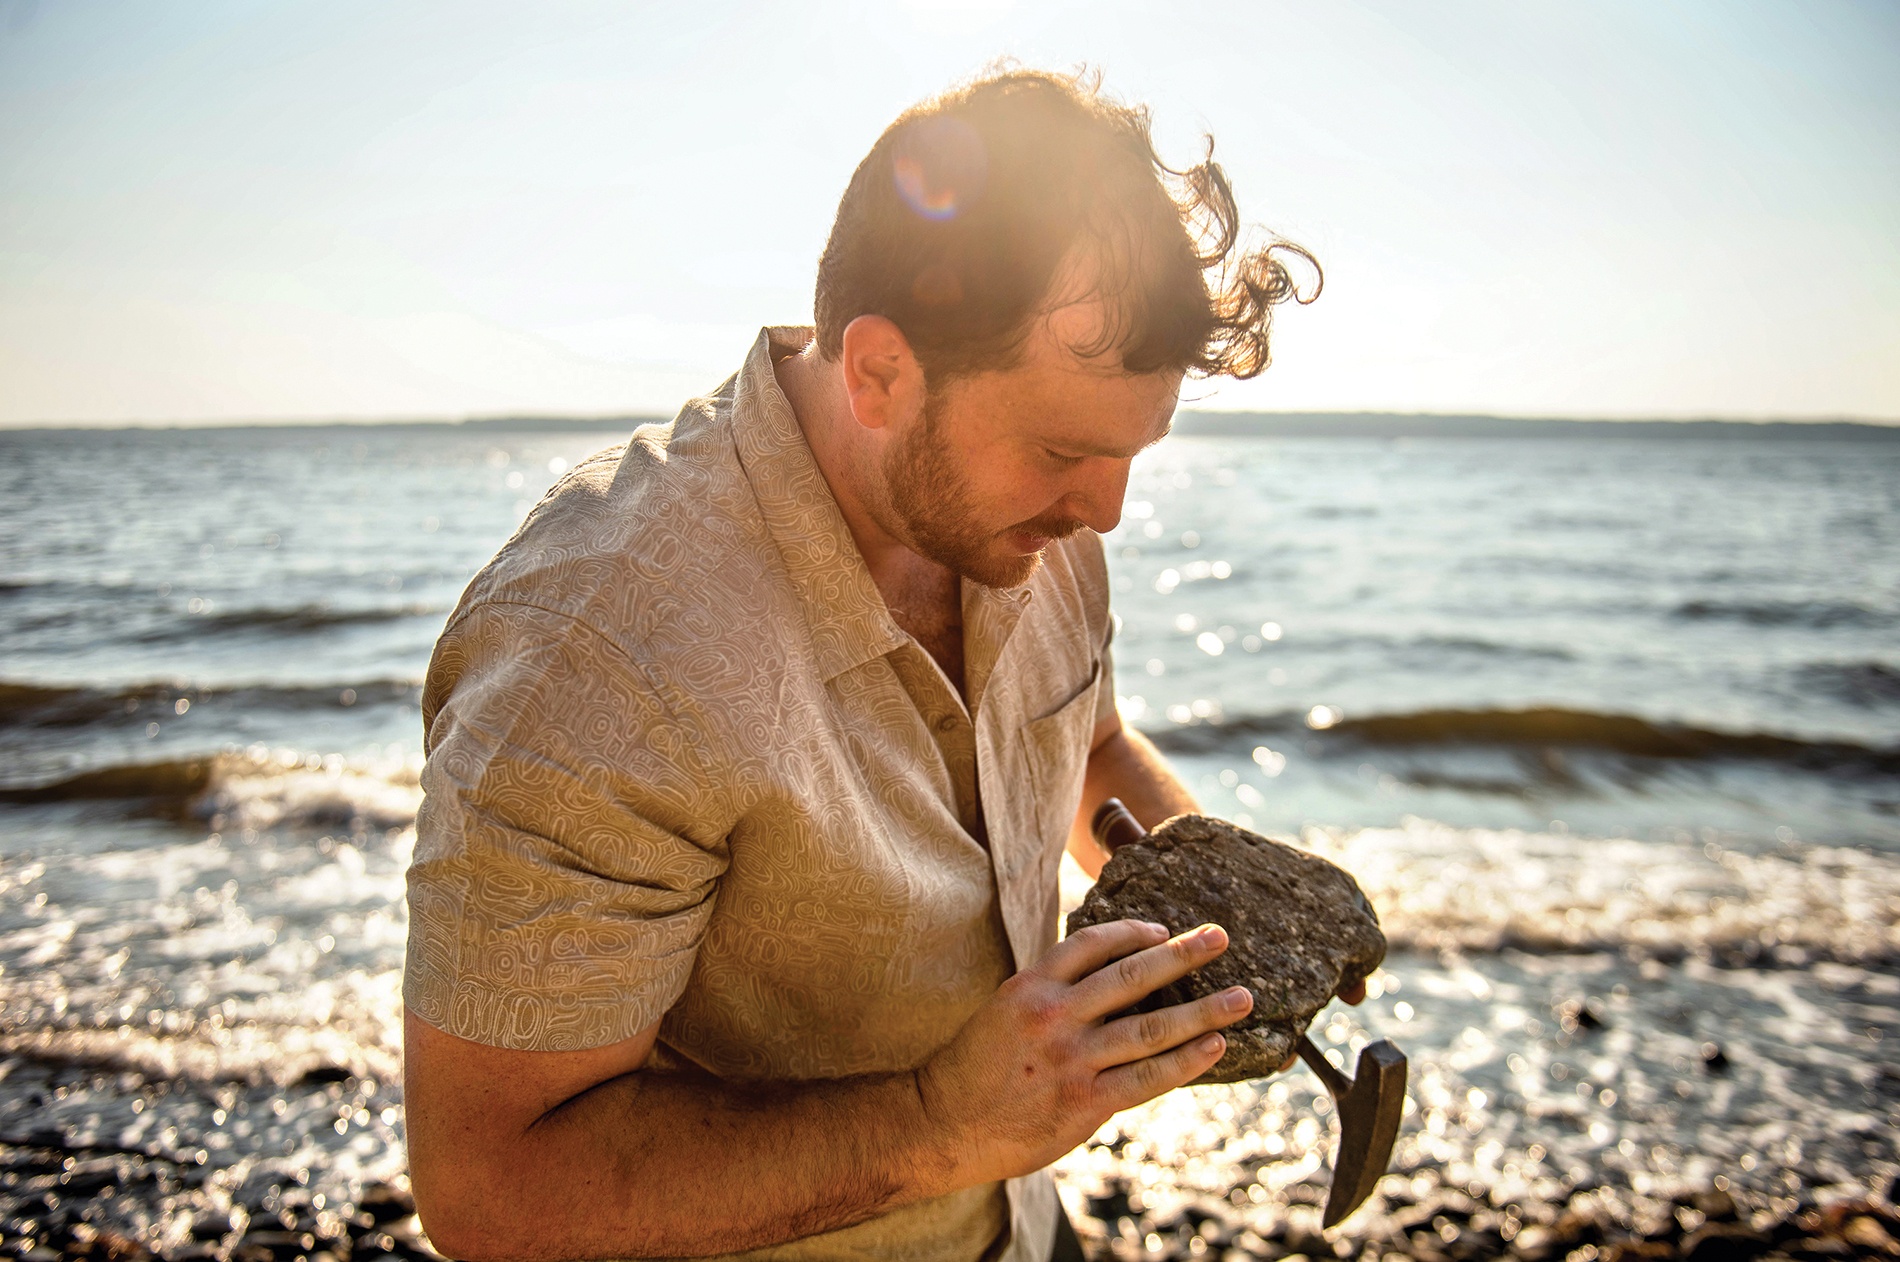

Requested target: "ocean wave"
[
  {"left": 1145, "top": 704, "right": 1900, "bottom": 775},
  {"left": 0, "top": 756, "right": 216, "bottom": 804},
  {"left": 0, "top": 965, "right": 403, "bottom": 1087},
  {"left": 0, "top": 680, "right": 96, "bottom": 724},
  {"left": 133, "top": 602, "right": 445, "bottom": 641},
  {"left": 0, "top": 748, "right": 421, "bottom": 831},
  {"left": 0, "top": 1019, "right": 399, "bottom": 1089},
  {"left": 1332, "top": 633, "right": 1577, "bottom": 662},
  {"left": 0, "top": 678, "right": 420, "bottom": 729},
  {"left": 1673, "top": 598, "right": 1890, "bottom": 628},
  {"left": 1051, "top": 819, "right": 1900, "bottom": 968},
  {"left": 1410, "top": 635, "right": 1575, "bottom": 661},
  {"left": 1794, "top": 660, "right": 1900, "bottom": 709},
  {"left": 1301, "top": 820, "right": 1900, "bottom": 968}
]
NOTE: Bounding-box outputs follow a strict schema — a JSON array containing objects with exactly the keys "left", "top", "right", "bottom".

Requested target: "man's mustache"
[{"left": 1008, "top": 514, "right": 1086, "bottom": 542}]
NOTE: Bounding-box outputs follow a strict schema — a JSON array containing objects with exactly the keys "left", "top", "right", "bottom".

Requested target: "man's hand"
[{"left": 919, "top": 917, "right": 1252, "bottom": 1184}]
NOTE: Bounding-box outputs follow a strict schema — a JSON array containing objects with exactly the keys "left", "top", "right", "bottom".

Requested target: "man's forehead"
[
  {"left": 933, "top": 285, "right": 1182, "bottom": 454},
  {"left": 1033, "top": 286, "right": 1159, "bottom": 373}
]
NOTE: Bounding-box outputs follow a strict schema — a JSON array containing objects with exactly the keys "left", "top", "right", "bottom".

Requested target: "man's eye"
[{"left": 1042, "top": 448, "right": 1083, "bottom": 467}]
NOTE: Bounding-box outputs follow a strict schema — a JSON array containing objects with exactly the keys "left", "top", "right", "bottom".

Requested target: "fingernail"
[
  {"left": 1201, "top": 1033, "right": 1225, "bottom": 1053},
  {"left": 1222, "top": 987, "right": 1252, "bottom": 1012},
  {"left": 1144, "top": 921, "right": 1168, "bottom": 936},
  {"left": 1196, "top": 924, "right": 1225, "bottom": 946}
]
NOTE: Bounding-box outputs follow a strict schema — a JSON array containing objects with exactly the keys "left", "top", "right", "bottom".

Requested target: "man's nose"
[{"left": 1064, "top": 458, "right": 1133, "bottom": 535}]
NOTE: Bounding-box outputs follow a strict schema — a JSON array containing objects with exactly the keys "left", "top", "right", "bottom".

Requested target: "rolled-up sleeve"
[{"left": 405, "top": 602, "right": 729, "bottom": 1052}]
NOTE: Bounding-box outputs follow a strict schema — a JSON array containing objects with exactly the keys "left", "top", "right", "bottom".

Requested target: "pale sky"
[{"left": 1, "top": 0, "right": 1895, "bottom": 426}]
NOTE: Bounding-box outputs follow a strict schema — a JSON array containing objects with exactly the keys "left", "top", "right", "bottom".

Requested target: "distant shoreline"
[
  {"left": 3, "top": 410, "right": 1898, "bottom": 439},
  {"left": 1171, "top": 411, "right": 1900, "bottom": 440}
]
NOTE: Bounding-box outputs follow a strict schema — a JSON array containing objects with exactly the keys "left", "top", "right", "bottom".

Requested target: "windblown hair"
[{"left": 814, "top": 68, "right": 1319, "bottom": 385}]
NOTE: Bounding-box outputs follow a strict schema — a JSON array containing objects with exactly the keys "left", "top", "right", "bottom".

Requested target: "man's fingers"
[
  {"left": 1096, "top": 1031, "right": 1228, "bottom": 1110},
  {"left": 1093, "top": 987, "right": 1252, "bottom": 1068},
  {"left": 1071, "top": 923, "right": 1229, "bottom": 1021},
  {"left": 1039, "top": 919, "right": 1170, "bottom": 984}
]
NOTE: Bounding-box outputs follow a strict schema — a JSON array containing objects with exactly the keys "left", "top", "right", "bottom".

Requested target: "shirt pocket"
[{"left": 1021, "top": 659, "right": 1103, "bottom": 857}]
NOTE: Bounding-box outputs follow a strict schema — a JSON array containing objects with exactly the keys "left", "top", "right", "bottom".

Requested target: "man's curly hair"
[{"left": 814, "top": 67, "right": 1319, "bottom": 386}]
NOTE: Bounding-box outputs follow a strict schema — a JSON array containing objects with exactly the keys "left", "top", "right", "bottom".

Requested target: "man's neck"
[{"left": 772, "top": 345, "right": 966, "bottom": 693}]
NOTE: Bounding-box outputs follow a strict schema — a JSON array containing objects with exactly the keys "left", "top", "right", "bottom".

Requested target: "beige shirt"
[{"left": 406, "top": 327, "right": 1116, "bottom": 1262}]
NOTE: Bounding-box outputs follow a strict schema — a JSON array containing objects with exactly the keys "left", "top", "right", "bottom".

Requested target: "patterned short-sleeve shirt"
[{"left": 406, "top": 327, "right": 1117, "bottom": 1262}]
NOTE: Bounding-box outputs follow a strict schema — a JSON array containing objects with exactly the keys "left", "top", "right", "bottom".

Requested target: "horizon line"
[{"left": 3, "top": 407, "right": 1897, "bottom": 435}]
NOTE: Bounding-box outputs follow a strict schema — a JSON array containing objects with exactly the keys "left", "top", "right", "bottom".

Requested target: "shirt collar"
[
  {"left": 961, "top": 577, "right": 1031, "bottom": 719},
  {"left": 730, "top": 326, "right": 906, "bottom": 682},
  {"left": 730, "top": 325, "right": 1039, "bottom": 702}
]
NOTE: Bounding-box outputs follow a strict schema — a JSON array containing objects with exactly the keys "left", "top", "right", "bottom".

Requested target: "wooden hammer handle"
[{"left": 1090, "top": 797, "right": 1148, "bottom": 853}]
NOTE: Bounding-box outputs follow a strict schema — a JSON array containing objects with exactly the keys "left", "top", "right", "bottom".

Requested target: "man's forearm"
[
  {"left": 413, "top": 1052, "right": 955, "bottom": 1261},
  {"left": 1068, "top": 722, "right": 1200, "bottom": 876}
]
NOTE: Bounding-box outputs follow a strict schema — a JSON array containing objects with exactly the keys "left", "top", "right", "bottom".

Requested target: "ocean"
[{"left": 2, "top": 418, "right": 1897, "bottom": 1257}]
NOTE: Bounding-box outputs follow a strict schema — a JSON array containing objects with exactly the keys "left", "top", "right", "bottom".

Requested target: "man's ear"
[{"left": 838, "top": 315, "right": 923, "bottom": 433}]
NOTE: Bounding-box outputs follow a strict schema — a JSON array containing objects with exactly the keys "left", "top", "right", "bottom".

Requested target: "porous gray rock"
[{"left": 1065, "top": 814, "right": 1387, "bottom": 1083}]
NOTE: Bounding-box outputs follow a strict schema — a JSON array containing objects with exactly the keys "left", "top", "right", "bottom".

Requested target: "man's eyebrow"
[{"left": 1055, "top": 417, "right": 1174, "bottom": 459}]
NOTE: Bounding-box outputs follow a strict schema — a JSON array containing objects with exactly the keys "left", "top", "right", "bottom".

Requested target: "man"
[{"left": 403, "top": 69, "right": 1323, "bottom": 1261}]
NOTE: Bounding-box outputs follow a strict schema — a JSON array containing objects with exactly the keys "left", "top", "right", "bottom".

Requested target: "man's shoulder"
[{"left": 443, "top": 385, "right": 779, "bottom": 658}]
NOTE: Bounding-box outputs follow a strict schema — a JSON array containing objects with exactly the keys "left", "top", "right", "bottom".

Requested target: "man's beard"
[{"left": 881, "top": 393, "right": 1083, "bottom": 589}]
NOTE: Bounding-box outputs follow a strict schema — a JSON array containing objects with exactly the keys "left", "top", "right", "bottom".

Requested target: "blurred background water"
[{"left": 2, "top": 420, "right": 1897, "bottom": 1252}]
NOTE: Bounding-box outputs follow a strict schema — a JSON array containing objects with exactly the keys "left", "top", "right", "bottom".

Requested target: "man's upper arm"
[
  {"left": 402, "top": 1008, "right": 661, "bottom": 1256},
  {"left": 404, "top": 1009, "right": 660, "bottom": 1150},
  {"left": 407, "top": 602, "right": 729, "bottom": 1054}
]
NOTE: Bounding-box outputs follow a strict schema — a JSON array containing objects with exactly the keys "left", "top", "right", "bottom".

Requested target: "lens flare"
[{"left": 892, "top": 116, "right": 987, "bottom": 221}]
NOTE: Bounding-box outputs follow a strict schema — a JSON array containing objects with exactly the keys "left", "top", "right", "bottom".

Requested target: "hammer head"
[{"left": 1319, "top": 1038, "right": 1408, "bottom": 1228}]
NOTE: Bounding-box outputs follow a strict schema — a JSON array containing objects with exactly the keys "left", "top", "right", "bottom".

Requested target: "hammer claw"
[{"left": 1299, "top": 1036, "right": 1408, "bottom": 1228}]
